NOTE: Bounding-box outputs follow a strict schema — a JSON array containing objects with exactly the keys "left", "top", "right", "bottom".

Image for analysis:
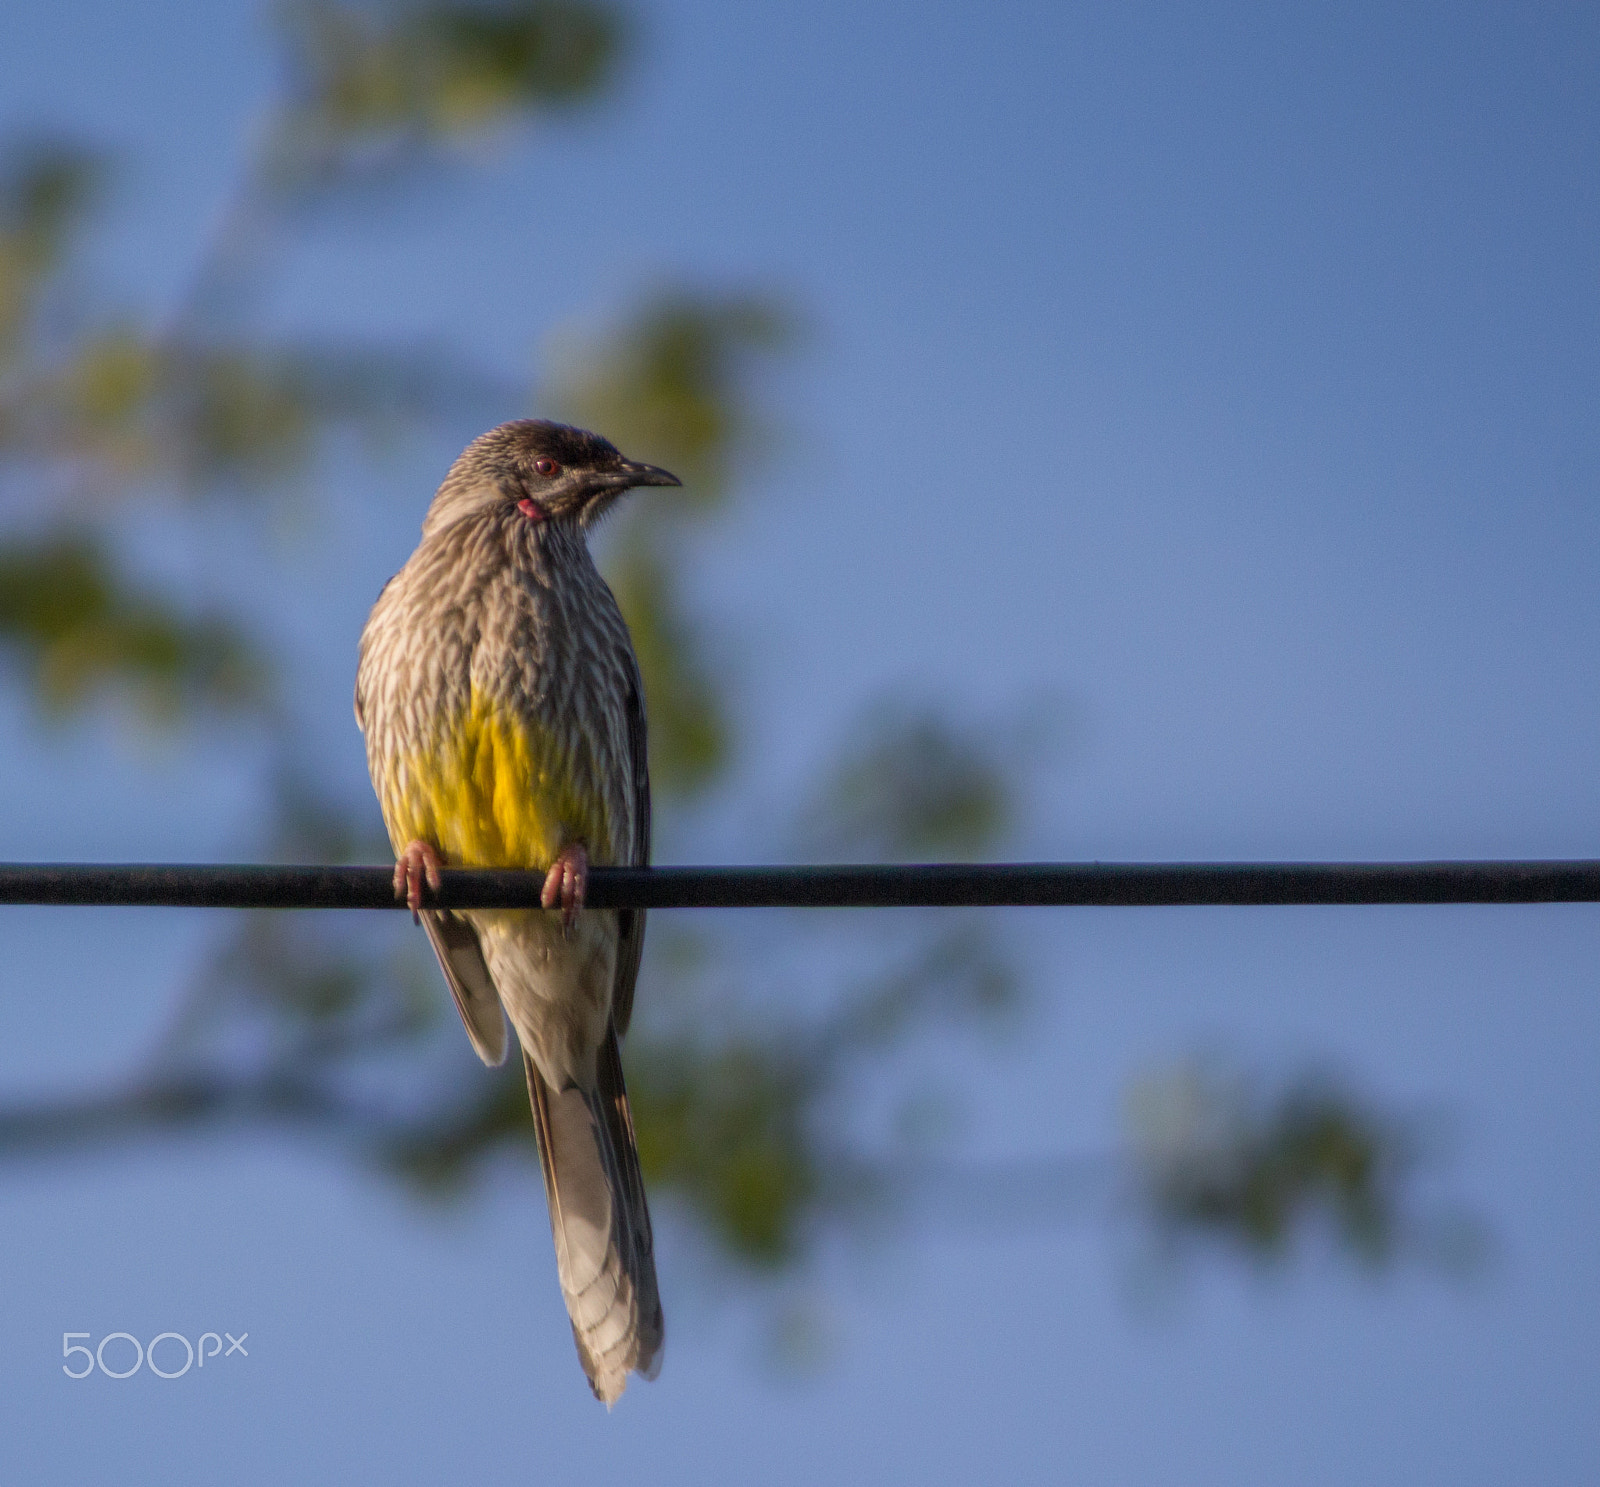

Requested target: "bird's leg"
[
  {"left": 394, "top": 840, "right": 445, "bottom": 923},
  {"left": 541, "top": 842, "right": 588, "bottom": 937}
]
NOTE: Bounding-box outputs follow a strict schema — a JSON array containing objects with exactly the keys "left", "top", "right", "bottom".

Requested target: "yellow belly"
[{"left": 379, "top": 690, "right": 611, "bottom": 871}]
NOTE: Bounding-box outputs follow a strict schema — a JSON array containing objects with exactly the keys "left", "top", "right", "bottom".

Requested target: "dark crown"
[{"left": 474, "top": 419, "right": 624, "bottom": 476}]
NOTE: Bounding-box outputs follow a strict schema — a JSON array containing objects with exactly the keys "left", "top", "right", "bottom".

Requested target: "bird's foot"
[
  {"left": 541, "top": 842, "right": 588, "bottom": 938},
  {"left": 394, "top": 840, "right": 444, "bottom": 923}
]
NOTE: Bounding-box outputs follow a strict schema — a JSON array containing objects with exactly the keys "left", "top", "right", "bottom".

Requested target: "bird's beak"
[{"left": 615, "top": 460, "right": 682, "bottom": 489}]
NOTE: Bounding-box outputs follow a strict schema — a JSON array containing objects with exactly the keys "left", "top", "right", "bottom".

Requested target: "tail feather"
[
  {"left": 596, "top": 1029, "right": 662, "bottom": 1376},
  {"left": 524, "top": 1034, "right": 663, "bottom": 1404}
]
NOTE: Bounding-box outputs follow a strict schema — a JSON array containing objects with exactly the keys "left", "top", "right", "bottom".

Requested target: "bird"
[{"left": 354, "top": 419, "right": 679, "bottom": 1404}]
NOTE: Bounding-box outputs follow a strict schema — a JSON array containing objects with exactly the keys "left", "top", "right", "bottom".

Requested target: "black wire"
[{"left": 0, "top": 860, "right": 1596, "bottom": 909}]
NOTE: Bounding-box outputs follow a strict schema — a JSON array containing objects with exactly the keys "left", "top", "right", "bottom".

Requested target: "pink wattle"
[{"left": 518, "top": 497, "right": 548, "bottom": 522}]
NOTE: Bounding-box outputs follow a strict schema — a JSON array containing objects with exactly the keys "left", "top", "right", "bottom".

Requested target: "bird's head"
[{"left": 423, "top": 420, "right": 681, "bottom": 538}]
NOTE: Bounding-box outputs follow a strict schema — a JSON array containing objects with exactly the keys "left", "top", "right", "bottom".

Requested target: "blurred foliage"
[
  {"left": 606, "top": 538, "right": 728, "bottom": 794},
  {"left": 0, "top": 533, "right": 264, "bottom": 722},
  {"left": 14, "top": 337, "right": 325, "bottom": 487},
  {"left": 11, "top": 335, "right": 484, "bottom": 490},
  {"left": 0, "top": 140, "right": 103, "bottom": 361},
  {"left": 551, "top": 292, "right": 793, "bottom": 795},
  {"left": 800, "top": 701, "right": 1012, "bottom": 862},
  {"left": 1127, "top": 1061, "right": 1486, "bottom": 1273},
  {"left": 632, "top": 1033, "right": 818, "bottom": 1264},
  {"left": 163, "top": 911, "right": 433, "bottom": 1077},
  {"left": 381, "top": 917, "right": 1019, "bottom": 1265},
  {"left": 0, "top": 0, "right": 1479, "bottom": 1326},
  {"left": 552, "top": 294, "right": 792, "bottom": 505},
  {"left": 280, "top": 0, "right": 621, "bottom": 160}
]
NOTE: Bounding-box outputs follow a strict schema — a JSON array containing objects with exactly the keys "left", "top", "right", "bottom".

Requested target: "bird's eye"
[{"left": 534, "top": 457, "right": 561, "bottom": 478}]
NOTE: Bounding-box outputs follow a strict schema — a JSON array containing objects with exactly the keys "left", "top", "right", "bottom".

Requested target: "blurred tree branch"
[{"left": 0, "top": 0, "right": 1481, "bottom": 1319}]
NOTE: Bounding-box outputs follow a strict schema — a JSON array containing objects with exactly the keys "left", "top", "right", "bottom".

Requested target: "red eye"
[{"left": 534, "top": 457, "right": 561, "bottom": 478}]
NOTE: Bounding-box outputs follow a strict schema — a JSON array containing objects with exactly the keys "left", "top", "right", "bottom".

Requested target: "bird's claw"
[
  {"left": 395, "top": 840, "right": 444, "bottom": 924},
  {"left": 541, "top": 843, "right": 588, "bottom": 939}
]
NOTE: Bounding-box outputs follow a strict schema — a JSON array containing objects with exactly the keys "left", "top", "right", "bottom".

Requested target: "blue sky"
[{"left": 1, "top": 1, "right": 1598, "bottom": 1481}]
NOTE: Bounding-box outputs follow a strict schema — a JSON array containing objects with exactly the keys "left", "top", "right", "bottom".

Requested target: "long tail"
[{"left": 524, "top": 1029, "right": 663, "bottom": 1404}]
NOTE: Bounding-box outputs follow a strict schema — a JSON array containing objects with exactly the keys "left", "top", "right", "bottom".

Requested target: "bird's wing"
[
  {"left": 419, "top": 908, "right": 508, "bottom": 1066},
  {"left": 611, "top": 661, "right": 650, "bottom": 1038},
  {"left": 352, "top": 575, "right": 395, "bottom": 732}
]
